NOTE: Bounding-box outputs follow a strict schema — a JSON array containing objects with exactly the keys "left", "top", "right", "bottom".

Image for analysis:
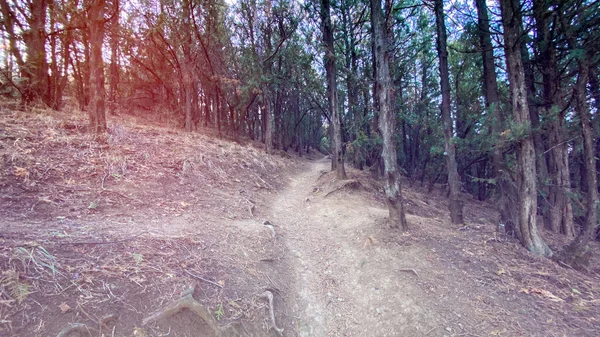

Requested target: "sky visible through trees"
[{"left": 0, "top": 0, "right": 598, "bottom": 262}]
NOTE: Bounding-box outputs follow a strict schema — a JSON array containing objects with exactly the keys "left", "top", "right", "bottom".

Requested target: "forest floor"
[{"left": 1, "top": 102, "right": 600, "bottom": 337}]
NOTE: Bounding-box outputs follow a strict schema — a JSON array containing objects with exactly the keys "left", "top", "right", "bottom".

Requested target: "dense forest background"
[{"left": 0, "top": 0, "right": 598, "bottom": 262}]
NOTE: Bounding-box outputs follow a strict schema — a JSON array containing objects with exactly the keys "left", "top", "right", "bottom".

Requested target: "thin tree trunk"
[
  {"left": 183, "top": 0, "right": 194, "bottom": 132},
  {"left": 434, "top": 0, "right": 464, "bottom": 225},
  {"left": 371, "top": 0, "right": 407, "bottom": 231},
  {"left": 562, "top": 51, "right": 598, "bottom": 267},
  {"left": 500, "top": 0, "right": 551, "bottom": 256},
  {"left": 264, "top": 90, "right": 272, "bottom": 154},
  {"left": 88, "top": 0, "right": 107, "bottom": 135},
  {"left": 216, "top": 87, "right": 222, "bottom": 137},
  {"left": 533, "top": 0, "right": 573, "bottom": 236},
  {"left": 475, "top": 0, "right": 517, "bottom": 233},
  {"left": 204, "top": 91, "right": 211, "bottom": 127},
  {"left": 321, "top": 0, "right": 347, "bottom": 179},
  {"left": 341, "top": 0, "right": 361, "bottom": 170},
  {"left": 108, "top": 0, "right": 120, "bottom": 115},
  {"left": 521, "top": 38, "right": 549, "bottom": 205}
]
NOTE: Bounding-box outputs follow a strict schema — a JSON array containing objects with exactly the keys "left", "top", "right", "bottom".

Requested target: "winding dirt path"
[{"left": 268, "top": 157, "right": 464, "bottom": 337}]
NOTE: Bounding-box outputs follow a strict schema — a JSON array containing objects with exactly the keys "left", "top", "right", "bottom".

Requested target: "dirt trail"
[{"left": 269, "top": 157, "right": 460, "bottom": 337}]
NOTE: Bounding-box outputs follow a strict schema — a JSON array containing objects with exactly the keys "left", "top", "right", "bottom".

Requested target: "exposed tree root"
[
  {"left": 142, "top": 291, "right": 222, "bottom": 335},
  {"left": 324, "top": 179, "right": 364, "bottom": 197},
  {"left": 56, "top": 314, "right": 117, "bottom": 337},
  {"left": 260, "top": 290, "right": 284, "bottom": 336},
  {"left": 56, "top": 323, "right": 93, "bottom": 337}
]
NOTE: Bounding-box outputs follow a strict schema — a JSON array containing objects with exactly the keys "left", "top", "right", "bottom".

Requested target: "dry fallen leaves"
[
  {"left": 519, "top": 287, "right": 564, "bottom": 302},
  {"left": 14, "top": 166, "right": 29, "bottom": 180},
  {"left": 58, "top": 302, "right": 70, "bottom": 313}
]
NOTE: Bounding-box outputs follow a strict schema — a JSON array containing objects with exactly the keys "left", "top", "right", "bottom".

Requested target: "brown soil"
[{"left": 1, "top": 103, "right": 599, "bottom": 337}]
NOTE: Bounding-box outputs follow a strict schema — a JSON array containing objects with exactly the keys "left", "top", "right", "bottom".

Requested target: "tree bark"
[
  {"left": 520, "top": 36, "right": 549, "bottom": 206},
  {"left": 264, "top": 90, "right": 272, "bottom": 154},
  {"left": 371, "top": 0, "right": 407, "bottom": 231},
  {"left": 341, "top": 0, "right": 362, "bottom": 170},
  {"left": 563, "top": 56, "right": 598, "bottom": 267},
  {"left": 533, "top": 0, "right": 573, "bottom": 236},
  {"left": 108, "top": 0, "right": 120, "bottom": 115},
  {"left": 321, "top": 0, "right": 347, "bottom": 180},
  {"left": 25, "top": 0, "right": 50, "bottom": 105},
  {"left": 0, "top": 0, "right": 50, "bottom": 106},
  {"left": 183, "top": 0, "right": 194, "bottom": 132},
  {"left": 500, "top": 0, "right": 551, "bottom": 256},
  {"left": 88, "top": 0, "right": 107, "bottom": 134},
  {"left": 474, "top": 0, "right": 517, "bottom": 231},
  {"left": 434, "top": 0, "right": 464, "bottom": 225}
]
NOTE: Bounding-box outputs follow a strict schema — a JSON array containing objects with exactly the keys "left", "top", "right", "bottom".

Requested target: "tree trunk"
[
  {"left": 371, "top": 0, "right": 407, "bottom": 231},
  {"left": 475, "top": 0, "right": 517, "bottom": 230},
  {"left": 520, "top": 37, "right": 549, "bottom": 207},
  {"left": 184, "top": 80, "right": 193, "bottom": 132},
  {"left": 500, "top": 0, "right": 551, "bottom": 256},
  {"left": 341, "top": 0, "right": 362, "bottom": 170},
  {"left": 25, "top": 0, "right": 50, "bottom": 105},
  {"left": 434, "top": 0, "right": 464, "bottom": 225},
  {"left": 563, "top": 54, "right": 598, "bottom": 268},
  {"left": 0, "top": 0, "right": 50, "bottom": 106},
  {"left": 108, "top": 0, "right": 120, "bottom": 115},
  {"left": 216, "top": 87, "right": 222, "bottom": 137},
  {"left": 204, "top": 91, "right": 211, "bottom": 127},
  {"left": 533, "top": 0, "right": 573, "bottom": 236},
  {"left": 321, "top": 0, "right": 347, "bottom": 180},
  {"left": 183, "top": 0, "right": 194, "bottom": 132},
  {"left": 88, "top": 0, "right": 107, "bottom": 135},
  {"left": 264, "top": 90, "right": 272, "bottom": 154}
]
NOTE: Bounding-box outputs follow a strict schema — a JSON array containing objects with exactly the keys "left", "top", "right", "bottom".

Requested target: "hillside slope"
[
  {"left": 0, "top": 105, "right": 296, "bottom": 336},
  {"left": 1, "top": 105, "right": 599, "bottom": 337}
]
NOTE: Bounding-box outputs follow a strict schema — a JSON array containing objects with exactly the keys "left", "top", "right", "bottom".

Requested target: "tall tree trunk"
[
  {"left": 589, "top": 68, "right": 600, "bottom": 113},
  {"left": 500, "top": 0, "right": 551, "bottom": 256},
  {"left": 204, "top": 91, "right": 211, "bottom": 127},
  {"left": 275, "top": 84, "right": 283, "bottom": 150},
  {"left": 321, "top": 0, "right": 347, "bottom": 179},
  {"left": 25, "top": 0, "right": 49, "bottom": 105},
  {"left": 371, "top": 0, "right": 407, "bottom": 231},
  {"left": 341, "top": 0, "right": 362, "bottom": 170},
  {"left": 216, "top": 87, "right": 222, "bottom": 137},
  {"left": 264, "top": 90, "right": 272, "bottom": 154},
  {"left": 434, "top": 0, "right": 464, "bottom": 225},
  {"left": 475, "top": 0, "right": 516, "bottom": 230},
  {"left": 533, "top": 0, "right": 573, "bottom": 236},
  {"left": 183, "top": 0, "right": 194, "bottom": 132},
  {"left": 563, "top": 49, "right": 598, "bottom": 268},
  {"left": 48, "top": 1, "right": 58, "bottom": 109},
  {"left": 88, "top": 0, "right": 107, "bottom": 134},
  {"left": 520, "top": 37, "right": 549, "bottom": 207},
  {"left": 589, "top": 68, "right": 600, "bottom": 186},
  {"left": 56, "top": 18, "right": 72, "bottom": 111},
  {"left": 108, "top": 0, "right": 120, "bottom": 115},
  {"left": 184, "top": 80, "right": 193, "bottom": 132}
]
